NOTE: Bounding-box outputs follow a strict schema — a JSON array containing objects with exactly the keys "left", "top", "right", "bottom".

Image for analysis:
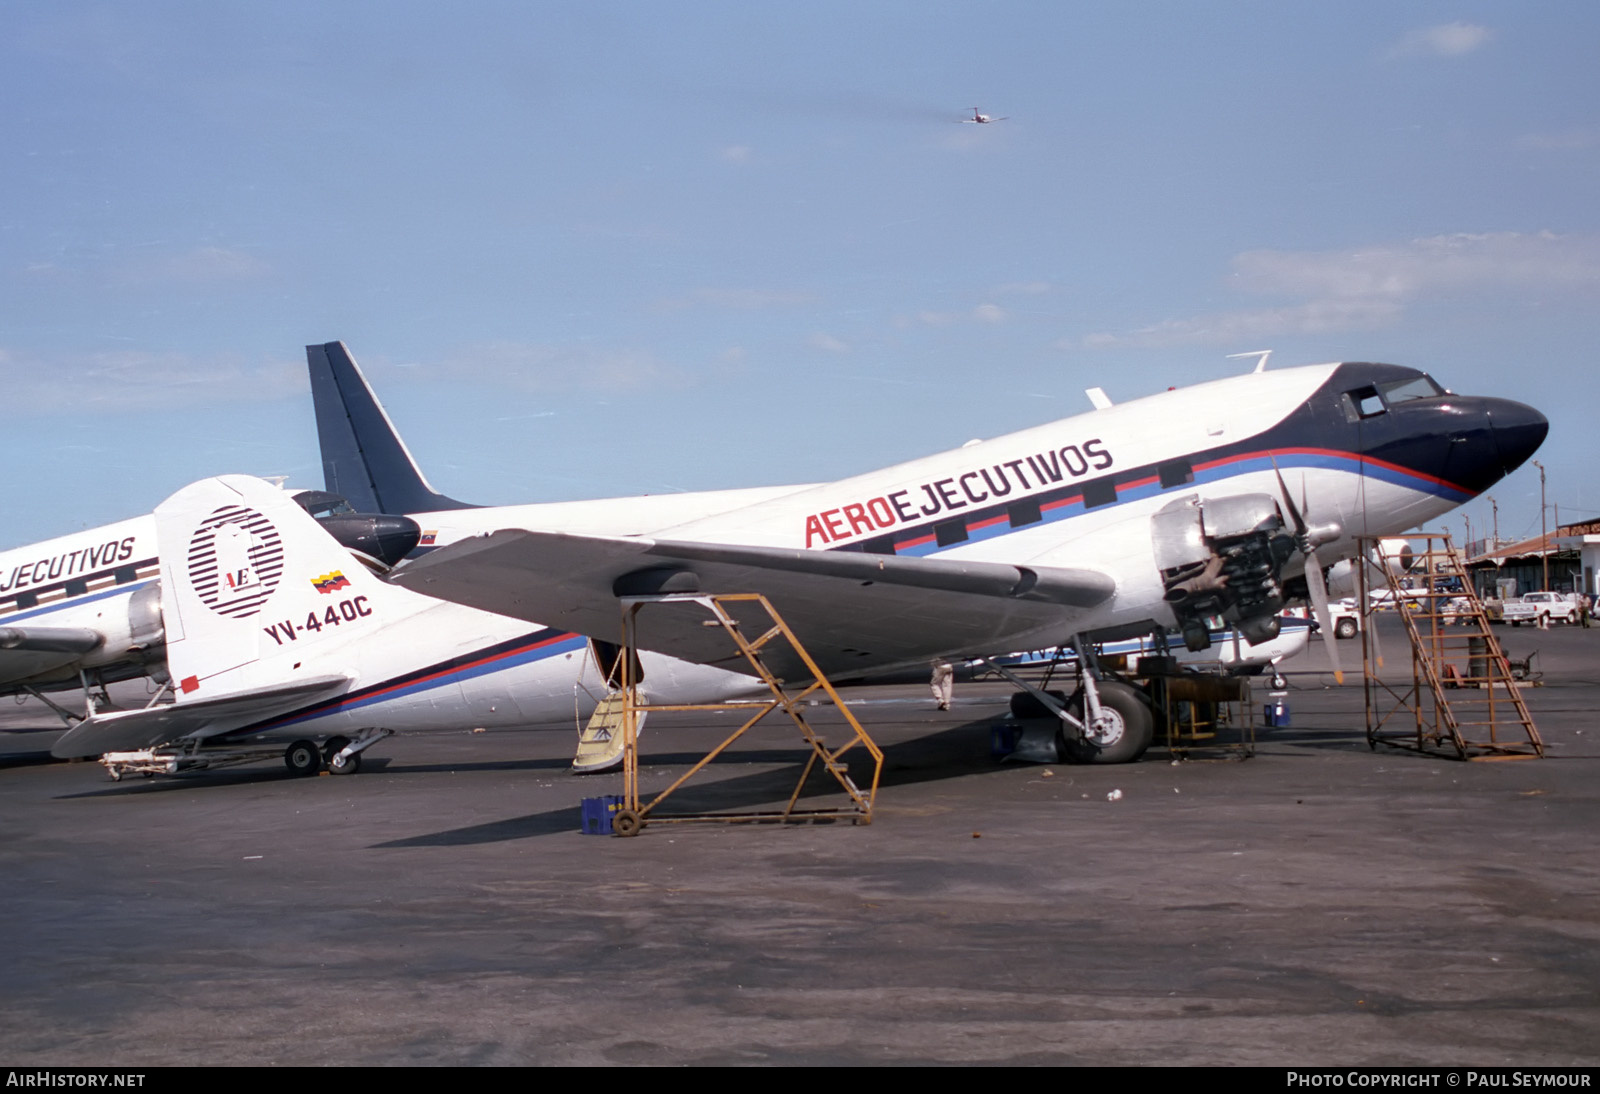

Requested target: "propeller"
[{"left": 1271, "top": 459, "right": 1345, "bottom": 684}]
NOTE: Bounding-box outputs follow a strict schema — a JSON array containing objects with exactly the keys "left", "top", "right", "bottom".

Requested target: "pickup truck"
[
  {"left": 1283, "top": 599, "right": 1363, "bottom": 639},
  {"left": 1502, "top": 592, "right": 1580, "bottom": 627}
]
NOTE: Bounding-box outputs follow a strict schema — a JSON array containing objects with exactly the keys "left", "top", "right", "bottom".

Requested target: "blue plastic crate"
[{"left": 580, "top": 795, "right": 625, "bottom": 835}]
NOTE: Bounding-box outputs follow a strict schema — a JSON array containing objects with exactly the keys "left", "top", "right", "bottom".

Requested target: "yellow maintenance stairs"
[{"left": 1359, "top": 534, "right": 1542, "bottom": 760}]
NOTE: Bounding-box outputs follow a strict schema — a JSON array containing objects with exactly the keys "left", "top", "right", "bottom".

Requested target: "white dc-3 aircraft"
[{"left": 304, "top": 343, "right": 1547, "bottom": 763}]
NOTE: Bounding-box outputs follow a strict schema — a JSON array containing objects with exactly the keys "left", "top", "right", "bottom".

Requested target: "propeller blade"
[
  {"left": 1303, "top": 549, "right": 1344, "bottom": 684},
  {"left": 1272, "top": 459, "right": 1307, "bottom": 536},
  {"left": 1271, "top": 454, "right": 1343, "bottom": 682}
]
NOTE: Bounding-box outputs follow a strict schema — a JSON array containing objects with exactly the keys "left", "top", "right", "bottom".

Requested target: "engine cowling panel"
[{"left": 1152, "top": 494, "right": 1297, "bottom": 651}]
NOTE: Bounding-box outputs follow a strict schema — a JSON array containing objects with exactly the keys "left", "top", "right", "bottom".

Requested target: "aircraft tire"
[
  {"left": 613, "top": 809, "right": 642, "bottom": 837},
  {"left": 284, "top": 739, "right": 322, "bottom": 777},
  {"left": 1335, "top": 618, "right": 1358, "bottom": 640},
  {"left": 1059, "top": 681, "right": 1154, "bottom": 765},
  {"left": 328, "top": 751, "right": 361, "bottom": 775}
]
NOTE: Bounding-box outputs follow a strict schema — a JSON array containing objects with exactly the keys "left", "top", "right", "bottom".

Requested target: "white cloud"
[
  {"left": 1386, "top": 22, "right": 1492, "bottom": 59},
  {"left": 19, "top": 245, "right": 270, "bottom": 288},
  {"left": 1084, "top": 231, "right": 1600, "bottom": 349},
  {"left": 902, "top": 303, "right": 1008, "bottom": 327},
  {"left": 443, "top": 341, "right": 681, "bottom": 390},
  {"left": 0, "top": 348, "right": 304, "bottom": 413},
  {"left": 1081, "top": 300, "right": 1402, "bottom": 349},
  {"left": 990, "top": 281, "right": 1054, "bottom": 296},
  {"left": 133, "top": 246, "right": 269, "bottom": 284},
  {"left": 1229, "top": 232, "right": 1600, "bottom": 300},
  {"left": 1517, "top": 128, "right": 1600, "bottom": 151},
  {"left": 719, "top": 145, "right": 752, "bottom": 163},
  {"left": 808, "top": 332, "right": 849, "bottom": 354},
  {"left": 652, "top": 287, "right": 814, "bottom": 312}
]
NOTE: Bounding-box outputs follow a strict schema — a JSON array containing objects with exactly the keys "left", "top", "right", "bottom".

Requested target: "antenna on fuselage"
[{"left": 1227, "top": 350, "right": 1273, "bottom": 373}]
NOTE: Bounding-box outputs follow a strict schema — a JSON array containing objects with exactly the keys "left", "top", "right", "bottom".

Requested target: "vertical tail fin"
[
  {"left": 306, "top": 341, "right": 476, "bottom": 514},
  {"left": 159, "top": 474, "right": 428, "bottom": 700}
]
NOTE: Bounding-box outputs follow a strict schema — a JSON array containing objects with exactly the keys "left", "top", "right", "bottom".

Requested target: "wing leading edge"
[
  {"left": 387, "top": 530, "right": 1114, "bottom": 679},
  {"left": 0, "top": 626, "right": 106, "bottom": 688}
]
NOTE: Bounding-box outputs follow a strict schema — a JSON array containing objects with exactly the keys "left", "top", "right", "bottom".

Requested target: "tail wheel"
[
  {"left": 1059, "top": 680, "right": 1154, "bottom": 765},
  {"left": 322, "top": 736, "right": 361, "bottom": 774},
  {"left": 284, "top": 739, "right": 322, "bottom": 776},
  {"left": 328, "top": 750, "right": 361, "bottom": 775}
]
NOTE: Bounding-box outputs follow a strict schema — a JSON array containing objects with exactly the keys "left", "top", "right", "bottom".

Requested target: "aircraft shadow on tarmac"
[{"left": 374, "top": 719, "right": 1025, "bottom": 848}]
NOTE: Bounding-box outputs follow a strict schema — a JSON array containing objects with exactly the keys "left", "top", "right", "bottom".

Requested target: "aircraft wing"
[
  {"left": 387, "top": 530, "right": 1114, "bottom": 679},
  {"left": 51, "top": 675, "right": 351, "bottom": 759},
  {"left": 0, "top": 626, "right": 105, "bottom": 688}
]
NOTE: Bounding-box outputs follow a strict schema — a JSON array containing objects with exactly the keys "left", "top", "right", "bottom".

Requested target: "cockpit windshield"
[{"left": 1378, "top": 375, "right": 1444, "bottom": 404}]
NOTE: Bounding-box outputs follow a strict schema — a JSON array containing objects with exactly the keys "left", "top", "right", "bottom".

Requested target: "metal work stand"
[
  {"left": 1360, "top": 534, "right": 1543, "bottom": 761},
  {"left": 610, "top": 593, "right": 883, "bottom": 836}
]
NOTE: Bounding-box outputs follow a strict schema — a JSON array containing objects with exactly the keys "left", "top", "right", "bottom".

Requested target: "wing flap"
[
  {"left": 51, "top": 674, "right": 351, "bottom": 758},
  {"left": 388, "top": 530, "right": 1113, "bottom": 679}
]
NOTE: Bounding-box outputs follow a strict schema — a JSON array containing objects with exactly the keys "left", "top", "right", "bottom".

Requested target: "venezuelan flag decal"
[{"left": 311, "top": 571, "right": 351, "bottom": 594}]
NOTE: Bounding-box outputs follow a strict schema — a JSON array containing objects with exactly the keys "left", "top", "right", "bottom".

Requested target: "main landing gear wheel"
[
  {"left": 284, "top": 739, "right": 323, "bottom": 776},
  {"left": 612, "top": 809, "right": 643, "bottom": 837},
  {"left": 1059, "top": 681, "right": 1154, "bottom": 765},
  {"left": 1334, "top": 617, "right": 1358, "bottom": 640}
]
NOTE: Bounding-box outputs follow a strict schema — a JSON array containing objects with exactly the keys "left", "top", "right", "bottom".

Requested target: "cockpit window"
[
  {"left": 1342, "top": 385, "right": 1386, "bottom": 421},
  {"left": 1342, "top": 374, "right": 1445, "bottom": 421},
  {"left": 293, "top": 490, "right": 357, "bottom": 519},
  {"left": 1378, "top": 376, "right": 1444, "bottom": 404}
]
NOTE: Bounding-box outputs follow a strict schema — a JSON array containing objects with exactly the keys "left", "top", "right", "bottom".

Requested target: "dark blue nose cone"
[{"left": 1488, "top": 398, "right": 1549, "bottom": 479}]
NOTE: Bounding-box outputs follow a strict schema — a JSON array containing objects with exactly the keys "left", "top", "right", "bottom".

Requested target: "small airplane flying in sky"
[
  {"left": 309, "top": 343, "right": 1545, "bottom": 763},
  {"left": 960, "top": 108, "right": 1007, "bottom": 124}
]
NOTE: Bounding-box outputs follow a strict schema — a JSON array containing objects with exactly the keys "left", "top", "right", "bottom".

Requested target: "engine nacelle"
[
  {"left": 1325, "top": 538, "right": 1416, "bottom": 598},
  {"left": 1152, "top": 494, "right": 1297, "bottom": 651}
]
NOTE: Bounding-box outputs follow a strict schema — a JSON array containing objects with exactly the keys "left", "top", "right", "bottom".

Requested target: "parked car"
[{"left": 1502, "top": 592, "right": 1580, "bottom": 627}]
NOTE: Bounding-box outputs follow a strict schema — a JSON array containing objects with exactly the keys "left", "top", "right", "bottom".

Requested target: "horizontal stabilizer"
[
  {"left": 51, "top": 675, "right": 350, "bottom": 758},
  {"left": 388, "top": 529, "right": 1112, "bottom": 679}
]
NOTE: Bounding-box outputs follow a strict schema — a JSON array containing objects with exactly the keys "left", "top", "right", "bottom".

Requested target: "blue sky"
[{"left": 3, "top": 2, "right": 1595, "bottom": 549}]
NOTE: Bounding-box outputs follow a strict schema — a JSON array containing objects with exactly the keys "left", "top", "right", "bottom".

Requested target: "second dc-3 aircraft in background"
[{"left": 307, "top": 342, "right": 1546, "bottom": 763}]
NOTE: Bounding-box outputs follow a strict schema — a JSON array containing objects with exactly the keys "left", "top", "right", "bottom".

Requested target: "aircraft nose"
[{"left": 1487, "top": 398, "right": 1549, "bottom": 478}]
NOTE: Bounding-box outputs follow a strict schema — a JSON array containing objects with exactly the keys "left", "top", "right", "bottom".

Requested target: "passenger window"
[
  {"left": 1007, "top": 500, "right": 1042, "bottom": 528},
  {"left": 1082, "top": 478, "right": 1117, "bottom": 509},
  {"left": 1158, "top": 459, "right": 1193, "bottom": 489}
]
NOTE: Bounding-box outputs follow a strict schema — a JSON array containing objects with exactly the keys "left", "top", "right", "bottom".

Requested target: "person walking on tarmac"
[{"left": 930, "top": 660, "right": 954, "bottom": 710}]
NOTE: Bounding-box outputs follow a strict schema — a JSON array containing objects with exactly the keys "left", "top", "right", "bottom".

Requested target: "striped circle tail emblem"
[{"left": 186, "top": 506, "right": 285, "bottom": 618}]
